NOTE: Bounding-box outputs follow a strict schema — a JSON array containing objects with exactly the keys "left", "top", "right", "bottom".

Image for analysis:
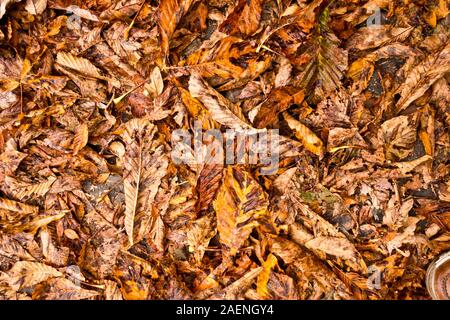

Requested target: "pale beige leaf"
[
  {"left": 346, "top": 26, "right": 414, "bottom": 51},
  {"left": 305, "top": 236, "right": 360, "bottom": 261},
  {"left": 2, "top": 261, "right": 62, "bottom": 290},
  {"left": 0, "top": 0, "right": 13, "bottom": 20},
  {"left": 56, "top": 52, "right": 103, "bottom": 79},
  {"left": 378, "top": 115, "right": 417, "bottom": 160},
  {"left": 25, "top": 0, "right": 47, "bottom": 15},
  {"left": 396, "top": 43, "right": 450, "bottom": 112},
  {"left": 144, "top": 66, "right": 164, "bottom": 98},
  {"left": 189, "top": 72, "right": 251, "bottom": 130}
]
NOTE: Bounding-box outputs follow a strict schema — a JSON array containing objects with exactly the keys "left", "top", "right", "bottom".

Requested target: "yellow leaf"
[
  {"left": 20, "top": 59, "right": 32, "bottom": 81},
  {"left": 213, "top": 166, "right": 268, "bottom": 255},
  {"left": 256, "top": 253, "right": 278, "bottom": 298},
  {"left": 283, "top": 112, "right": 324, "bottom": 158},
  {"left": 158, "top": 0, "right": 197, "bottom": 57}
]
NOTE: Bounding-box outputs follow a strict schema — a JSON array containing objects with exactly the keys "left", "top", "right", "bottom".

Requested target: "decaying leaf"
[
  {"left": 395, "top": 43, "right": 450, "bottom": 112},
  {"left": 189, "top": 72, "right": 251, "bottom": 129},
  {"left": 72, "top": 123, "right": 89, "bottom": 155},
  {"left": 122, "top": 119, "right": 169, "bottom": 246},
  {"left": 213, "top": 166, "right": 268, "bottom": 255},
  {"left": 25, "top": 0, "right": 47, "bottom": 15},
  {"left": 378, "top": 115, "right": 417, "bottom": 161},
  {"left": 0, "top": 0, "right": 447, "bottom": 301},
  {"left": 283, "top": 113, "right": 324, "bottom": 158}
]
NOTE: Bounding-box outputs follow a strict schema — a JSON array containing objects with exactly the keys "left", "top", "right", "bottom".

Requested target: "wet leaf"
[{"left": 213, "top": 166, "right": 268, "bottom": 255}]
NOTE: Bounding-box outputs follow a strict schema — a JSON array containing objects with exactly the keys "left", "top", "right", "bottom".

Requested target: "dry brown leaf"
[
  {"left": 158, "top": 0, "right": 198, "bottom": 57},
  {"left": 395, "top": 43, "right": 450, "bottom": 112},
  {"left": 32, "top": 277, "right": 99, "bottom": 300},
  {"left": 72, "top": 123, "right": 89, "bottom": 155},
  {"left": 189, "top": 72, "right": 251, "bottom": 129},
  {"left": 0, "top": 261, "right": 62, "bottom": 291},
  {"left": 122, "top": 119, "right": 169, "bottom": 246},
  {"left": 219, "top": 0, "right": 263, "bottom": 37}
]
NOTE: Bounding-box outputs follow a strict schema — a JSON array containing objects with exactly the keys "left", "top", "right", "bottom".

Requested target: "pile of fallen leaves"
[{"left": 0, "top": 0, "right": 449, "bottom": 300}]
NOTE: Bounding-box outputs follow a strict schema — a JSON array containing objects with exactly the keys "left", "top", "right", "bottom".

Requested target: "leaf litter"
[{"left": 0, "top": 0, "right": 449, "bottom": 300}]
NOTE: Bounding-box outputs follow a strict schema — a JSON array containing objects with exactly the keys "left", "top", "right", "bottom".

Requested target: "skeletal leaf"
[
  {"left": 213, "top": 166, "right": 269, "bottom": 255},
  {"left": 122, "top": 119, "right": 169, "bottom": 246}
]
